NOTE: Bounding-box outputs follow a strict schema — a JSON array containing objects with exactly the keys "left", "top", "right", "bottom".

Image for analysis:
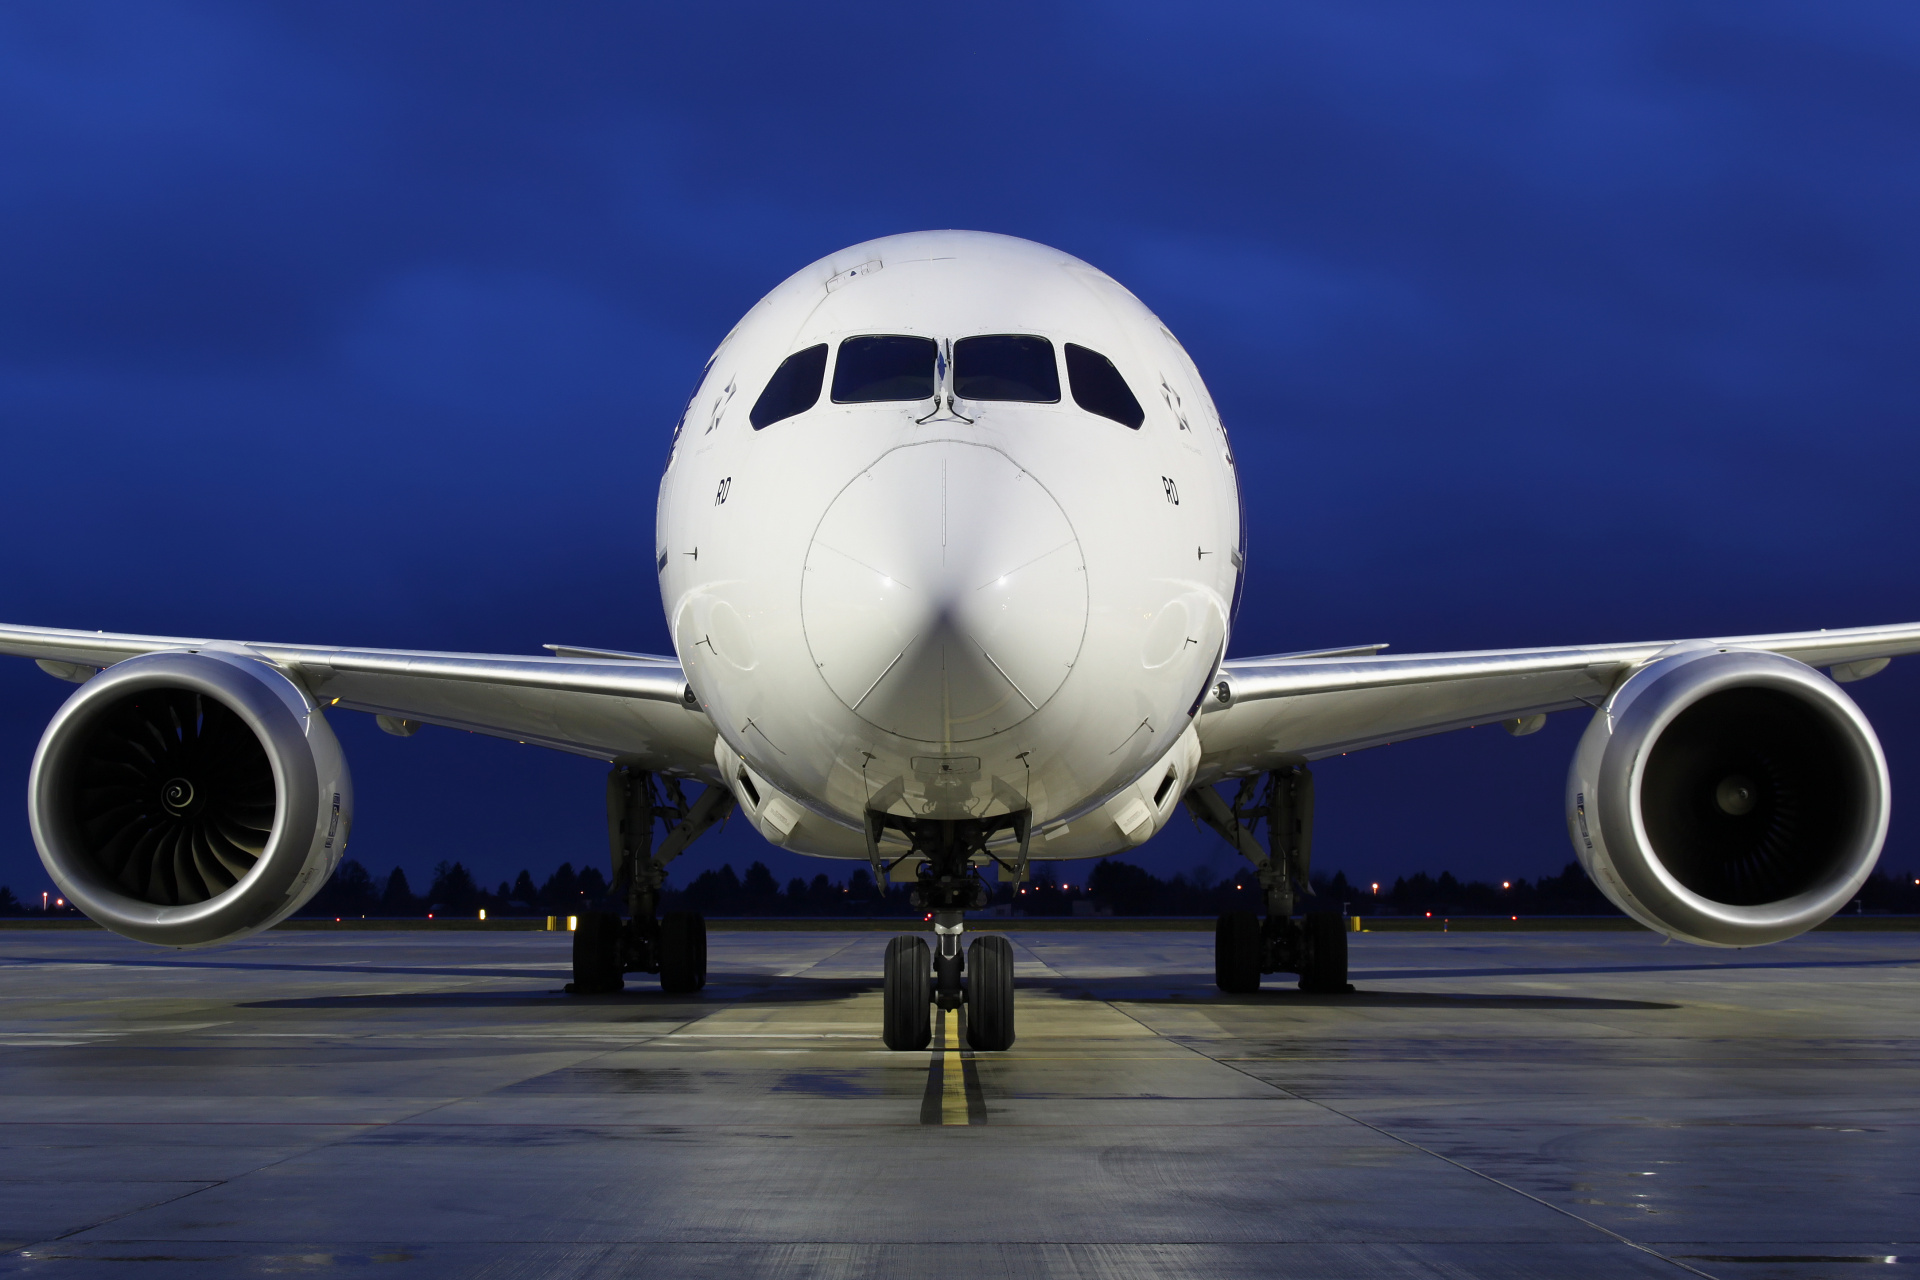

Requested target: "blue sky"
[{"left": 3, "top": 2, "right": 1919, "bottom": 899}]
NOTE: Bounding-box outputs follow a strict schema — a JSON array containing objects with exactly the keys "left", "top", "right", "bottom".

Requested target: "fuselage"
[{"left": 658, "top": 232, "right": 1241, "bottom": 861}]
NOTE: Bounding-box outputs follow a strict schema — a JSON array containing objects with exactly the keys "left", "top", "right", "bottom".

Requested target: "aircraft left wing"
[
  {"left": 1195, "top": 620, "right": 1920, "bottom": 781},
  {"left": 0, "top": 623, "right": 719, "bottom": 777}
]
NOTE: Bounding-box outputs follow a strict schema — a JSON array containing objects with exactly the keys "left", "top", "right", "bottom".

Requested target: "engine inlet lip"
[
  {"left": 1597, "top": 648, "right": 1887, "bottom": 946},
  {"left": 28, "top": 649, "right": 322, "bottom": 947}
]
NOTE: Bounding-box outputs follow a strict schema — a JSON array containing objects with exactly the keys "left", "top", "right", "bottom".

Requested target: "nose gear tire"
[
  {"left": 1214, "top": 911, "right": 1262, "bottom": 993},
  {"left": 965, "top": 934, "right": 1015, "bottom": 1050},
  {"left": 883, "top": 934, "right": 932, "bottom": 1050},
  {"left": 660, "top": 911, "right": 707, "bottom": 993}
]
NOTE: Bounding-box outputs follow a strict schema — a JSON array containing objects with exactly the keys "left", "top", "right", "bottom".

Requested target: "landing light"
[{"left": 1501, "top": 881, "right": 1510, "bottom": 890}]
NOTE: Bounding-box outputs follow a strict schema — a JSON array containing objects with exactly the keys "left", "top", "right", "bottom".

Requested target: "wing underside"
[
  {"left": 0, "top": 623, "right": 719, "bottom": 778},
  {"left": 1196, "top": 620, "right": 1920, "bottom": 781}
]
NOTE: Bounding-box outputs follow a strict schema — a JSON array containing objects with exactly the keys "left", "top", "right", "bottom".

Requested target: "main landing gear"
[
  {"left": 874, "top": 814, "right": 1023, "bottom": 1051},
  {"left": 1185, "top": 765, "right": 1351, "bottom": 995},
  {"left": 568, "top": 766, "right": 733, "bottom": 996}
]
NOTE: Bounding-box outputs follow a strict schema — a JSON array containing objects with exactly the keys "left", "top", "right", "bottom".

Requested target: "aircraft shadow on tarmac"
[{"left": 241, "top": 974, "right": 1676, "bottom": 1013}]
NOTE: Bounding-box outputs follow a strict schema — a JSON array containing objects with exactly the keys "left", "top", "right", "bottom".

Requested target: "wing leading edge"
[
  {"left": 0, "top": 623, "right": 718, "bottom": 777},
  {"left": 1196, "top": 620, "right": 1920, "bottom": 780}
]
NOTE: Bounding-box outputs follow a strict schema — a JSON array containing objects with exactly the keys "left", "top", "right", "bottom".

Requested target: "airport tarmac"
[{"left": 0, "top": 927, "right": 1913, "bottom": 1279}]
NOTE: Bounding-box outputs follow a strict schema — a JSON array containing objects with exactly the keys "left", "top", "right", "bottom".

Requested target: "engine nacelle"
[
  {"left": 1568, "top": 647, "right": 1887, "bottom": 947},
  {"left": 29, "top": 650, "right": 353, "bottom": 948}
]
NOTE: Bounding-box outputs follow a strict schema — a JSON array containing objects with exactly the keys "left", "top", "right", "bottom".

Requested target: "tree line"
[
  {"left": 294, "top": 857, "right": 1920, "bottom": 919},
  {"left": 3, "top": 858, "right": 1915, "bottom": 918}
]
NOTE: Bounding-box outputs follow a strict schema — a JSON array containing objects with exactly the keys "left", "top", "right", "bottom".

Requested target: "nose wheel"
[
  {"left": 965, "top": 934, "right": 1014, "bottom": 1050},
  {"left": 883, "top": 934, "right": 932, "bottom": 1050},
  {"left": 882, "top": 931, "right": 1017, "bottom": 1051}
]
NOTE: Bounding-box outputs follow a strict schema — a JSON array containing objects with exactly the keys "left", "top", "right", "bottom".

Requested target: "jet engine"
[
  {"left": 1568, "top": 647, "right": 1886, "bottom": 947},
  {"left": 29, "top": 650, "right": 352, "bottom": 948}
]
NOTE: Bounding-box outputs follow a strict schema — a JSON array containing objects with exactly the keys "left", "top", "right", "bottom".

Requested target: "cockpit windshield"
[
  {"left": 832, "top": 335, "right": 937, "bottom": 403},
  {"left": 953, "top": 335, "right": 1059, "bottom": 402}
]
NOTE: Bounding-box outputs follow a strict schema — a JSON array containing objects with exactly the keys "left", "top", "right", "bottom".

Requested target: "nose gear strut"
[
  {"left": 873, "top": 813, "right": 1023, "bottom": 1051},
  {"left": 1184, "top": 765, "right": 1350, "bottom": 994}
]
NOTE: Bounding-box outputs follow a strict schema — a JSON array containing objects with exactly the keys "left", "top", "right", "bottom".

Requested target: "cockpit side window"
[
  {"left": 831, "top": 335, "right": 937, "bottom": 403},
  {"left": 1065, "top": 344, "right": 1145, "bottom": 429},
  {"left": 953, "top": 335, "right": 1060, "bottom": 402},
  {"left": 749, "top": 344, "right": 827, "bottom": 430}
]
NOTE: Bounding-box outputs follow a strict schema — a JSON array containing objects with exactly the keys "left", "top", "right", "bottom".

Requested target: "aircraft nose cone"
[{"left": 802, "top": 441, "right": 1087, "bottom": 745}]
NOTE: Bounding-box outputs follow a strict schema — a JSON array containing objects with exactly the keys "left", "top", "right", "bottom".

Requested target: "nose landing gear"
[
  {"left": 874, "top": 813, "right": 1022, "bottom": 1051},
  {"left": 1187, "top": 766, "right": 1352, "bottom": 994}
]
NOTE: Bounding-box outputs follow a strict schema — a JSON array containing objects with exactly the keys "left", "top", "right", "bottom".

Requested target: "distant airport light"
[
  {"left": 566, "top": 915, "right": 578, "bottom": 931},
  {"left": 1425, "top": 912, "right": 1432, "bottom": 918},
  {"left": 478, "top": 909, "right": 487, "bottom": 921},
  {"left": 1501, "top": 881, "right": 1511, "bottom": 889}
]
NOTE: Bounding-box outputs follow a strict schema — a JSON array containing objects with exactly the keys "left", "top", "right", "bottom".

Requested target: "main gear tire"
[
  {"left": 568, "top": 910, "right": 624, "bottom": 995},
  {"left": 1298, "top": 910, "right": 1350, "bottom": 992},
  {"left": 965, "top": 934, "right": 1015, "bottom": 1051},
  {"left": 883, "top": 934, "right": 932, "bottom": 1050},
  {"left": 1214, "top": 911, "right": 1263, "bottom": 993},
  {"left": 660, "top": 911, "right": 707, "bottom": 994}
]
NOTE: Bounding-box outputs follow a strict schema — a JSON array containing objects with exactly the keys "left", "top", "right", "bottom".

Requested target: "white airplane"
[{"left": 4, "top": 230, "right": 1912, "bottom": 1052}]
